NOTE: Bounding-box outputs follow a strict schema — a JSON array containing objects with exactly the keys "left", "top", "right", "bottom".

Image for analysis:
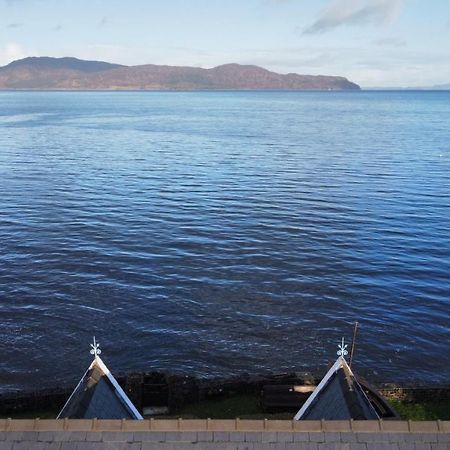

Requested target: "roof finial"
[
  {"left": 90, "top": 336, "right": 101, "bottom": 358},
  {"left": 337, "top": 337, "right": 348, "bottom": 358}
]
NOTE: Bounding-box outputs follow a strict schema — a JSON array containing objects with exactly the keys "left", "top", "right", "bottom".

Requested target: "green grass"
[
  {"left": 2, "top": 395, "right": 450, "bottom": 421},
  {"left": 170, "top": 393, "right": 293, "bottom": 420},
  {"left": 389, "top": 399, "right": 450, "bottom": 421}
]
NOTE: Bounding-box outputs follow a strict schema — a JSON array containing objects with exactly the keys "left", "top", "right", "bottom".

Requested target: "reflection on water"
[{"left": 0, "top": 91, "right": 449, "bottom": 391}]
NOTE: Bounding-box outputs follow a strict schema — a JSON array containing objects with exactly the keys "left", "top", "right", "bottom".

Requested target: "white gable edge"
[
  {"left": 96, "top": 356, "right": 144, "bottom": 420},
  {"left": 56, "top": 359, "right": 96, "bottom": 419},
  {"left": 57, "top": 356, "right": 144, "bottom": 420},
  {"left": 294, "top": 356, "right": 346, "bottom": 420}
]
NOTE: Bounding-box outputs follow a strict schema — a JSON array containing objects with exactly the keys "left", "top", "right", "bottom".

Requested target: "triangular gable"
[
  {"left": 294, "top": 356, "right": 379, "bottom": 420},
  {"left": 57, "top": 355, "right": 143, "bottom": 420}
]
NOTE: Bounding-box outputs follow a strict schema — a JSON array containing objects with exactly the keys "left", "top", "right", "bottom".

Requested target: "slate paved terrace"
[{"left": 1, "top": 419, "right": 449, "bottom": 449}]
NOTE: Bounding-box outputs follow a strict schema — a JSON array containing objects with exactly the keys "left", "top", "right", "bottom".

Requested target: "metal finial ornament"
[
  {"left": 337, "top": 337, "right": 348, "bottom": 358},
  {"left": 90, "top": 336, "right": 101, "bottom": 357}
]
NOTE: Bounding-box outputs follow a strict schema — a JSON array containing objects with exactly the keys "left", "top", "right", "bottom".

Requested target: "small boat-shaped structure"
[
  {"left": 294, "top": 338, "right": 398, "bottom": 420},
  {"left": 57, "top": 338, "right": 143, "bottom": 420}
]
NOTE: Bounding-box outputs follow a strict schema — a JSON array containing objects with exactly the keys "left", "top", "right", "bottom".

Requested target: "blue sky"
[{"left": 1, "top": 0, "right": 449, "bottom": 87}]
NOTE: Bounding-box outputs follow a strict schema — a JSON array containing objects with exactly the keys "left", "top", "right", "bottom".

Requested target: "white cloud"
[
  {"left": 0, "top": 42, "right": 30, "bottom": 66},
  {"left": 374, "top": 37, "right": 407, "bottom": 47},
  {"left": 304, "top": 0, "right": 403, "bottom": 34}
]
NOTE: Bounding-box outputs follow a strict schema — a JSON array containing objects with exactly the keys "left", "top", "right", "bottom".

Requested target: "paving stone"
[
  {"left": 123, "top": 444, "right": 143, "bottom": 450},
  {"left": 270, "top": 444, "right": 287, "bottom": 450},
  {"left": 261, "top": 432, "right": 277, "bottom": 443},
  {"left": 287, "top": 443, "right": 318, "bottom": 450},
  {"left": 323, "top": 432, "right": 341, "bottom": 442},
  {"left": 244, "top": 432, "right": 261, "bottom": 442},
  {"left": 11, "top": 443, "right": 29, "bottom": 450},
  {"left": 214, "top": 432, "right": 230, "bottom": 442},
  {"left": 165, "top": 432, "right": 197, "bottom": 443},
  {"left": 85, "top": 432, "right": 102, "bottom": 442},
  {"left": 141, "top": 443, "right": 167, "bottom": 450},
  {"left": 3, "top": 434, "right": 19, "bottom": 443},
  {"left": 356, "top": 433, "right": 381, "bottom": 443},
  {"left": 398, "top": 444, "right": 413, "bottom": 450},
  {"left": 387, "top": 433, "right": 409, "bottom": 443},
  {"left": 410, "top": 434, "right": 436, "bottom": 443},
  {"left": 340, "top": 432, "right": 358, "bottom": 443},
  {"left": 75, "top": 443, "right": 95, "bottom": 450},
  {"left": 51, "top": 432, "right": 72, "bottom": 442},
  {"left": 45, "top": 443, "right": 62, "bottom": 450},
  {"left": 277, "top": 432, "right": 294, "bottom": 443},
  {"left": 373, "top": 433, "right": 392, "bottom": 442},
  {"left": 6, "top": 432, "right": 35, "bottom": 442},
  {"left": 309, "top": 432, "right": 325, "bottom": 443},
  {"left": 324, "top": 443, "right": 351, "bottom": 450},
  {"left": 229, "top": 433, "right": 245, "bottom": 443},
  {"left": 37, "top": 432, "right": 56, "bottom": 442},
  {"left": 27, "top": 443, "right": 48, "bottom": 450},
  {"left": 260, "top": 444, "right": 281, "bottom": 450},
  {"left": 366, "top": 443, "right": 396, "bottom": 450},
  {"left": 437, "top": 435, "right": 450, "bottom": 443},
  {"left": 223, "top": 444, "right": 241, "bottom": 450},
  {"left": 67, "top": 432, "right": 86, "bottom": 442},
  {"left": 235, "top": 444, "right": 254, "bottom": 450},
  {"left": 202, "top": 444, "right": 227, "bottom": 450},
  {"left": 197, "top": 432, "right": 214, "bottom": 442},
  {"left": 342, "top": 444, "right": 366, "bottom": 450},
  {"left": 414, "top": 444, "right": 432, "bottom": 450},
  {"left": 431, "top": 444, "right": 450, "bottom": 450},
  {"left": 340, "top": 444, "right": 356, "bottom": 450},
  {"left": 292, "top": 433, "right": 310, "bottom": 443},
  {"left": 0, "top": 433, "right": 6, "bottom": 442},
  {"left": 59, "top": 443, "right": 78, "bottom": 450},
  {"left": 421, "top": 435, "right": 439, "bottom": 444},
  {"left": 102, "top": 431, "right": 134, "bottom": 442},
  {"left": 133, "top": 432, "right": 166, "bottom": 442},
  {"left": 88, "top": 444, "right": 115, "bottom": 450}
]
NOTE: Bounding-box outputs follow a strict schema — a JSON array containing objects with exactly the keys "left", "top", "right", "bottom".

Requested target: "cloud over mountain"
[{"left": 304, "top": 0, "right": 403, "bottom": 34}]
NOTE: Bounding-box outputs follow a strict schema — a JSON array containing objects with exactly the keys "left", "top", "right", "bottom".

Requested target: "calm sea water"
[{"left": 0, "top": 91, "right": 449, "bottom": 392}]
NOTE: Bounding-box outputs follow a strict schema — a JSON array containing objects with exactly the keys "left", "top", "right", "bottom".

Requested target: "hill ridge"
[{"left": 0, "top": 56, "right": 360, "bottom": 90}]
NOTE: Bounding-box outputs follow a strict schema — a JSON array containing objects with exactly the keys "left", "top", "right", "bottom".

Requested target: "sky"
[{"left": 0, "top": 0, "right": 449, "bottom": 87}]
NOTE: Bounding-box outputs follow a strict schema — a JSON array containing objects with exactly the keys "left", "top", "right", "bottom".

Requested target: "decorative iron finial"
[
  {"left": 337, "top": 337, "right": 348, "bottom": 358},
  {"left": 90, "top": 336, "right": 101, "bottom": 357}
]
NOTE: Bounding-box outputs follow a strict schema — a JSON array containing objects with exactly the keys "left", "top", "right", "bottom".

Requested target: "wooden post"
[{"left": 349, "top": 322, "right": 359, "bottom": 368}]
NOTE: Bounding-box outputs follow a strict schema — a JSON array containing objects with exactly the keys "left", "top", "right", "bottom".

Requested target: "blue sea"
[{"left": 0, "top": 91, "right": 449, "bottom": 392}]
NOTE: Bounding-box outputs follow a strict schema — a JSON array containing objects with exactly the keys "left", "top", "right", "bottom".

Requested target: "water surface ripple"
[{"left": 0, "top": 91, "right": 449, "bottom": 391}]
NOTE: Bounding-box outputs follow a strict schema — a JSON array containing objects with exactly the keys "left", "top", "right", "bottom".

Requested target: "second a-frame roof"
[
  {"left": 57, "top": 355, "right": 143, "bottom": 420},
  {"left": 294, "top": 356, "right": 379, "bottom": 420}
]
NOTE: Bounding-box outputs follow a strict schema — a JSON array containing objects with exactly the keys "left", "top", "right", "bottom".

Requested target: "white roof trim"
[
  {"left": 294, "top": 356, "right": 379, "bottom": 420},
  {"left": 95, "top": 356, "right": 144, "bottom": 420},
  {"left": 56, "top": 362, "right": 93, "bottom": 419},
  {"left": 57, "top": 355, "right": 143, "bottom": 420},
  {"left": 294, "top": 356, "right": 348, "bottom": 420}
]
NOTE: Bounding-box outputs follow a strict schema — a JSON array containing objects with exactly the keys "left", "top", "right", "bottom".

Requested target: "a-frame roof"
[
  {"left": 294, "top": 356, "right": 379, "bottom": 420},
  {"left": 57, "top": 344, "right": 143, "bottom": 420}
]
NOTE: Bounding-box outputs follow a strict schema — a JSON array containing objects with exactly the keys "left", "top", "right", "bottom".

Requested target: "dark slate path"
[{"left": 0, "top": 419, "right": 449, "bottom": 450}]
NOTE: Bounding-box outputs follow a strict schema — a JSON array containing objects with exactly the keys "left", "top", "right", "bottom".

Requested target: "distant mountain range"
[
  {"left": 366, "top": 84, "right": 450, "bottom": 90},
  {"left": 0, "top": 57, "right": 360, "bottom": 91},
  {"left": 425, "top": 83, "right": 450, "bottom": 90}
]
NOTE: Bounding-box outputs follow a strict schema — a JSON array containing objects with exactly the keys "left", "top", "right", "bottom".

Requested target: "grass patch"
[
  {"left": 389, "top": 400, "right": 450, "bottom": 421},
  {"left": 2, "top": 395, "right": 449, "bottom": 421},
  {"left": 174, "top": 393, "right": 293, "bottom": 420}
]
